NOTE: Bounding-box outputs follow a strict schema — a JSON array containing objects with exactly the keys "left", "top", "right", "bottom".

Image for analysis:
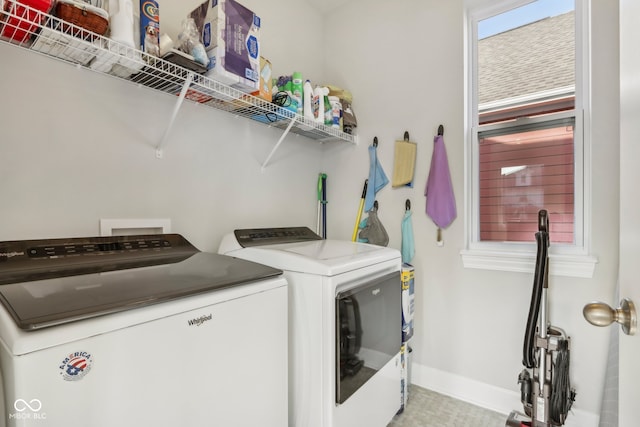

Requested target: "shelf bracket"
[
  {"left": 261, "top": 116, "right": 297, "bottom": 171},
  {"left": 156, "top": 72, "right": 194, "bottom": 158}
]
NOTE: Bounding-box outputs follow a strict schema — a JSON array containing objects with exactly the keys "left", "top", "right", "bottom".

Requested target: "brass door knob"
[{"left": 583, "top": 298, "right": 636, "bottom": 336}]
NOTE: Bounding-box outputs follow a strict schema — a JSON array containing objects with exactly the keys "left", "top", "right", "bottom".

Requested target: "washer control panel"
[{"left": 234, "top": 227, "right": 321, "bottom": 247}]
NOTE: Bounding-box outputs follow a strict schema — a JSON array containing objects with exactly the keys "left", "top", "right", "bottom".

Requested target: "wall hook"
[
  {"left": 437, "top": 227, "right": 444, "bottom": 246},
  {"left": 373, "top": 136, "right": 378, "bottom": 147},
  {"left": 405, "top": 199, "right": 411, "bottom": 211},
  {"left": 438, "top": 124, "right": 444, "bottom": 136},
  {"left": 404, "top": 131, "right": 410, "bottom": 141}
]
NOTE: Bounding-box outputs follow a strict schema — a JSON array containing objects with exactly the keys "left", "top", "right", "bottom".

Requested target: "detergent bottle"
[
  {"left": 313, "top": 86, "right": 329, "bottom": 124},
  {"left": 324, "top": 95, "right": 332, "bottom": 126},
  {"left": 108, "top": 0, "right": 136, "bottom": 48},
  {"left": 292, "top": 72, "right": 304, "bottom": 115}
]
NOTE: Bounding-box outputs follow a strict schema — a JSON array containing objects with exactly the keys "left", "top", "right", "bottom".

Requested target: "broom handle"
[{"left": 351, "top": 180, "right": 368, "bottom": 241}]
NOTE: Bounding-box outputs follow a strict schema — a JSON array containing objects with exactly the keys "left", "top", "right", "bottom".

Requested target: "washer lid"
[
  {"left": 228, "top": 239, "right": 400, "bottom": 276},
  {"left": 278, "top": 239, "right": 380, "bottom": 260},
  {"left": 0, "top": 235, "right": 282, "bottom": 330}
]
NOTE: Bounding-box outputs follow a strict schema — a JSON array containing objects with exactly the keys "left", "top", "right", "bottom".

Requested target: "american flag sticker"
[{"left": 59, "top": 352, "right": 93, "bottom": 382}]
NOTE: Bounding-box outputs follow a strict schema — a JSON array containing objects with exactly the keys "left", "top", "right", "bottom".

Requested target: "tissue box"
[
  {"left": 250, "top": 56, "right": 272, "bottom": 101},
  {"left": 189, "top": 0, "right": 260, "bottom": 93}
]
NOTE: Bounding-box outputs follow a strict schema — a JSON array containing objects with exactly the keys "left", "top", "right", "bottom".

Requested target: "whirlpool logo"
[
  {"left": 0, "top": 251, "right": 24, "bottom": 258},
  {"left": 187, "top": 314, "right": 212, "bottom": 327}
]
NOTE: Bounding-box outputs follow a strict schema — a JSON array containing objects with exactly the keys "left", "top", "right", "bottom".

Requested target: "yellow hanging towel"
[{"left": 392, "top": 131, "right": 417, "bottom": 187}]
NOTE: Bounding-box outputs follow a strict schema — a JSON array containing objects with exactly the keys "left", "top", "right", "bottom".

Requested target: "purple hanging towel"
[{"left": 424, "top": 135, "right": 456, "bottom": 228}]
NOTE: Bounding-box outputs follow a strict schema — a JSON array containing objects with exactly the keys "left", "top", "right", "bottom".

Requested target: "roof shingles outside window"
[{"left": 478, "top": 11, "right": 575, "bottom": 106}]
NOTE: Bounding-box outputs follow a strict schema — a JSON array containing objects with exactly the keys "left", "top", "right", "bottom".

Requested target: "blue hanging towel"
[
  {"left": 424, "top": 135, "right": 457, "bottom": 228},
  {"left": 364, "top": 144, "right": 389, "bottom": 212},
  {"left": 401, "top": 209, "right": 415, "bottom": 264}
]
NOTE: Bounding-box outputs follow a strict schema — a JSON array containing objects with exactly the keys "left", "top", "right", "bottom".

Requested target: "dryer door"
[{"left": 335, "top": 271, "right": 401, "bottom": 404}]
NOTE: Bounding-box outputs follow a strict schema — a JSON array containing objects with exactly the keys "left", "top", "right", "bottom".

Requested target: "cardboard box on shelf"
[
  {"left": 140, "top": 0, "right": 160, "bottom": 56},
  {"left": 188, "top": 0, "right": 261, "bottom": 93},
  {"left": 251, "top": 56, "right": 272, "bottom": 102},
  {"left": 401, "top": 264, "right": 415, "bottom": 343},
  {"left": 205, "top": 44, "right": 258, "bottom": 92}
]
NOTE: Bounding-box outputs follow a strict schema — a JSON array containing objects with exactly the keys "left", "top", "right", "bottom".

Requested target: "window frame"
[{"left": 462, "top": 0, "right": 597, "bottom": 278}]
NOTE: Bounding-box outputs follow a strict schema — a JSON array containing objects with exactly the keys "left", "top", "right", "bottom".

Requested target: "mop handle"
[
  {"left": 321, "top": 174, "right": 327, "bottom": 239},
  {"left": 316, "top": 174, "right": 323, "bottom": 235},
  {"left": 351, "top": 180, "right": 368, "bottom": 242}
]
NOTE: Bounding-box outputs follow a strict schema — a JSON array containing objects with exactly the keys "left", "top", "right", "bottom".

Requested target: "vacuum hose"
[
  {"left": 550, "top": 339, "right": 576, "bottom": 424},
  {"left": 522, "top": 210, "right": 549, "bottom": 369}
]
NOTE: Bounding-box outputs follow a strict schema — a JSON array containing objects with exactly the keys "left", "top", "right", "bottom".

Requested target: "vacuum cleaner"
[{"left": 506, "top": 210, "right": 576, "bottom": 427}]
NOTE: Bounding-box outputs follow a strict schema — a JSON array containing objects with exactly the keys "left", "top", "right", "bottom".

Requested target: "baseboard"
[{"left": 410, "top": 363, "right": 599, "bottom": 427}]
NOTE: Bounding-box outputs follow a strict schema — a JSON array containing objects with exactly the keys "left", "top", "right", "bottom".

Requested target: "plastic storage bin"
[{"left": 1, "top": 0, "right": 54, "bottom": 43}]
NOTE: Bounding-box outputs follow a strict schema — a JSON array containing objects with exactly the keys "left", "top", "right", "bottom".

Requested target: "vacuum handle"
[
  {"left": 522, "top": 210, "right": 550, "bottom": 369},
  {"left": 538, "top": 209, "right": 549, "bottom": 233}
]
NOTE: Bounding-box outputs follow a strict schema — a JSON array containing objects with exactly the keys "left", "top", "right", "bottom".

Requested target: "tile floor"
[{"left": 387, "top": 385, "right": 509, "bottom": 427}]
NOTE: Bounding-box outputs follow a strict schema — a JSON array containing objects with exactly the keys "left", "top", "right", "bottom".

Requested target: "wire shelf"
[{"left": 0, "top": 1, "right": 357, "bottom": 154}]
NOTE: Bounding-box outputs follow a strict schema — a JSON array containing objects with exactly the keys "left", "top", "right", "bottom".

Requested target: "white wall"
[
  {"left": 0, "top": 0, "right": 620, "bottom": 425},
  {"left": 322, "top": 0, "right": 619, "bottom": 425}
]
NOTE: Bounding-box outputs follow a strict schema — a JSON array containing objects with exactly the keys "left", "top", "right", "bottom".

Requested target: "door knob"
[{"left": 583, "top": 298, "right": 636, "bottom": 336}]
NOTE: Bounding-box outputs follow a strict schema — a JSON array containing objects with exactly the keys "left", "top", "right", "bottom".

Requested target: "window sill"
[{"left": 460, "top": 249, "right": 598, "bottom": 278}]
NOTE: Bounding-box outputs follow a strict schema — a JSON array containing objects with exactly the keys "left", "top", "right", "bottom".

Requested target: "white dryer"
[
  {"left": 219, "top": 227, "right": 402, "bottom": 427},
  {"left": 0, "top": 234, "right": 288, "bottom": 427}
]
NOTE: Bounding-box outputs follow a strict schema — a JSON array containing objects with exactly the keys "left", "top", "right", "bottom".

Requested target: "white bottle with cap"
[
  {"left": 328, "top": 95, "right": 342, "bottom": 129},
  {"left": 303, "top": 80, "right": 314, "bottom": 121},
  {"left": 313, "top": 86, "right": 329, "bottom": 124},
  {"left": 109, "top": 0, "right": 136, "bottom": 48}
]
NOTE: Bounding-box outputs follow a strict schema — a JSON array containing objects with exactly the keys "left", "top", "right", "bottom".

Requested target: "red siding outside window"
[{"left": 478, "top": 123, "right": 575, "bottom": 243}]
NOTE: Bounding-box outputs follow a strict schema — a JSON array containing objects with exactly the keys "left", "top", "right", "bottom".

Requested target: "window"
[
  {"left": 479, "top": 115, "right": 575, "bottom": 243},
  {"left": 463, "top": 0, "right": 596, "bottom": 277}
]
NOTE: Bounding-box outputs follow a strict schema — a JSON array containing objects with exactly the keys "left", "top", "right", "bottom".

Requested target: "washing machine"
[
  {"left": 0, "top": 234, "right": 288, "bottom": 427},
  {"left": 219, "top": 227, "right": 402, "bottom": 427}
]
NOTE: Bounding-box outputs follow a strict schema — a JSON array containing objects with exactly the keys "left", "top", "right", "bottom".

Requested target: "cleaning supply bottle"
[
  {"left": 283, "top": 80, "right": 298, "bottom": 114},
  {"left": 324, "top": 95, "right": 332, "bottom": 126},
  {"left": 109, "top": 0, "right": 136, "bottom": 48},
  {"left": 313, "top": 86, "right": 329, "bottom": 124},
  {"left": 292, "top": 72, "right": 303, "bottom": 115},
  {"left": 328, "top": 95, "right": 342, "bottom": 129},
  {"left": 303, "top": 80, "right": 314, "bottom": 120}
]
